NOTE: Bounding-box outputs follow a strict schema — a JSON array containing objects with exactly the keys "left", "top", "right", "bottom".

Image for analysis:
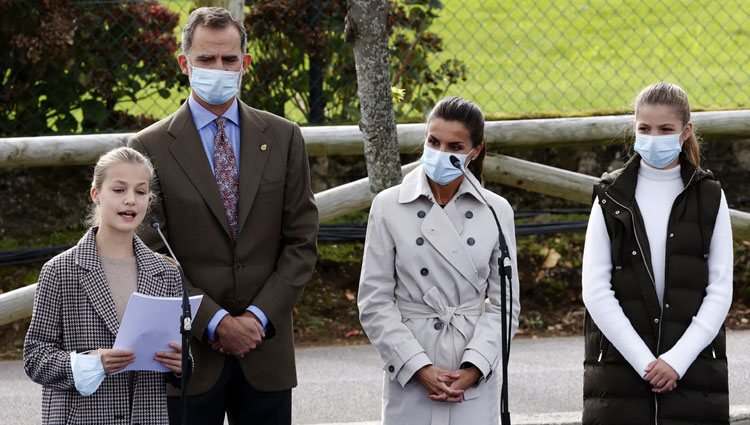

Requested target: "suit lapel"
[
  {"left": 76, "top": 230, "right": 120, "bottom": 337},
  {"left": 237, "top": 104, "right": 273, "bottom": 234},
  {"left": 421, "top": 204, "right": 482, "bottom": 291},
  {"left": 167, "top": 102, "right": 232, "bottom": 238}
]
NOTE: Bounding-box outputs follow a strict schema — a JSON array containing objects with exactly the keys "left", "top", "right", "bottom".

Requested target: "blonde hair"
[
  {"left": 86, "top": 147, "right": 155, "bottom": 228},
  {"left": 634, "top": 82, "right": 701, "bottom": 167}
]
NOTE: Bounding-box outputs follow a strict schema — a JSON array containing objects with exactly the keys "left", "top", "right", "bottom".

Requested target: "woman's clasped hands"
[
  {"left": 416, "top": 364, "right": 481, "bottom": 403},
  {"left": 644, "top": 358, "right": 678, "bottom": 393}
]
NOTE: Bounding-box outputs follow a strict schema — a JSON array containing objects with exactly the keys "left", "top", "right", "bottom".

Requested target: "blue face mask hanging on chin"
[
  {"left": 421, "top": 146, "right": 474, "bottom": 185},
  {"left": 633, "top": 132, "right": 683, "bottom": 169},
  {"left": 187, "top": 59, "right": 242, "bottom": 105}
]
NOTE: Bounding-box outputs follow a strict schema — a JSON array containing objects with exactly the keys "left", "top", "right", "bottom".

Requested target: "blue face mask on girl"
[
  {"left": 633, "top": 132, "right": 683, "bottom": 169},
  {"left": 421, "top": 146, "right": 474, "bottom": 185},
  {"left": 187, "top": 59, "right": 242, "bottom": 106}
]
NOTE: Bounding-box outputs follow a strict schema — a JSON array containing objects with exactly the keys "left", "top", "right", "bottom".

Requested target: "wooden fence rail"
[
  {"left": 1, "top": 154, "right": 748, "bottom": 326},
  {"left": 2, "top": 110, "right": 750, "bottom": 167}
]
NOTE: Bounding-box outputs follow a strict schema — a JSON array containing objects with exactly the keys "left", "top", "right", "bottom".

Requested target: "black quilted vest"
[{"left": 583, "top": 154, "right": 728, "bottom": 425}]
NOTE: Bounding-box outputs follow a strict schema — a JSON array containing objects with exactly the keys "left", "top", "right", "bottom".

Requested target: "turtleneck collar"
[{"left": 638, "top": 161, "right": 682, "bottom": 182}]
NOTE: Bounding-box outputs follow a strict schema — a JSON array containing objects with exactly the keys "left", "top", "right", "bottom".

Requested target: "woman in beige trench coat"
[{"left": 358, "top": 97, "right": 521, "bottom": 425}]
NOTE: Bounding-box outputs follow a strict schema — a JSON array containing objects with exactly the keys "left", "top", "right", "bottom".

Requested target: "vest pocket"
[{"left": 597, "top": 334, "right": 610, "bottom": 363}]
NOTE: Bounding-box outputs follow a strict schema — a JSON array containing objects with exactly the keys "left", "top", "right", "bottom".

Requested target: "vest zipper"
[{"left": 603, "top": 191, "right": 661, "bottom": 425}]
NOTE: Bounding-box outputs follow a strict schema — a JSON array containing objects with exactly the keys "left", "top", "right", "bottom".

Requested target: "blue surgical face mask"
[
  {"left": 70, "top": 351, "right": 105, "bottom": 396},
  {"left": 634, "top": 132, "right": 683, "bottom": 169},
  {"left": 421, "top": 145, "right": 474, "bottom": 185},
  {"left": 187, "top": 59, "right": 242, "bottom": 105}
]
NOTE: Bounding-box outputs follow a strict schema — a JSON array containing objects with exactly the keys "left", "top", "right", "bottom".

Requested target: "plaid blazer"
[{"left": 23, "top": 228, "right": 182, "bottom": 425}]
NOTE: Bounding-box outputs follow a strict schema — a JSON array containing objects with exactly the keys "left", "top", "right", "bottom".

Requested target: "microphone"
[
  {"left": 449, "top": 155, "right": 513, "bottom": 425},
  {"left": 149, "top": 216, "right": 192, "bottom": 425}
]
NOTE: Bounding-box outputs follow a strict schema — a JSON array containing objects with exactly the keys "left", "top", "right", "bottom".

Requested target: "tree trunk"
[{"left": 346, "top": 0, "right": 402, "bottom": 194}]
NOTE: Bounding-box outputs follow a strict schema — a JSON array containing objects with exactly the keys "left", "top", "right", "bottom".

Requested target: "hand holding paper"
[{"left": 113, "top": 292, "right": 202, "bottom": 373}]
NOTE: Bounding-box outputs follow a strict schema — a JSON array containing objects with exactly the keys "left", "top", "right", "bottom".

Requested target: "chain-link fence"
[{"left": 2, "top": 0, "right": 750, "bottom": 137}]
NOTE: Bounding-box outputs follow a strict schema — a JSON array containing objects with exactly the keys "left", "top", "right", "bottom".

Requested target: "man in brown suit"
[{"left": 128, "top": 7, "right": 318, "bottom": 425}]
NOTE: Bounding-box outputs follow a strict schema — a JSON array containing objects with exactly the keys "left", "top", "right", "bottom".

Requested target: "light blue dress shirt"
[{"left": 187, "top": 94, "right": 268, "bottom": 340}]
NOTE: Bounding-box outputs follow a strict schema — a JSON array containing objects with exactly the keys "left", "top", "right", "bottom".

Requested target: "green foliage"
[
  {"left": 0, "top": 0, "right": 182, "bottom": 136},
  {"left": 242, "top": 0, "right": 467, "bottom": 123}
]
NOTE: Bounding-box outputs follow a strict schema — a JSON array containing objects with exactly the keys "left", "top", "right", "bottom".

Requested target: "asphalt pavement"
[{"left": 2, "top": 331, "right": 748, "bottom": 424}]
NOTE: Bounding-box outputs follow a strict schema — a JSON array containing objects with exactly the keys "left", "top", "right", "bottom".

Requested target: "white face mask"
[
  {"left": 71, "top": 351, "right": 105, "bottom": 396},
  {"left": 421, "top": 146, "right": 474, "bottom": 185},
  {"left": 187, "top": 58, "right": 242, "bottom": 105},
  {"left": 634, "top": 132, "right": 682, "bottom": 169}
]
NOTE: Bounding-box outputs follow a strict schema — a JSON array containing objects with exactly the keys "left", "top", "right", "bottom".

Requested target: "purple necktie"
[{"left": 213, "top": 117, "right": 239, "bottom": 238}]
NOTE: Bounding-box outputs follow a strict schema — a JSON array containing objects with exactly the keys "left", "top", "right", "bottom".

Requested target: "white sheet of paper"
[{"left": 113, "top": 292, "right": 202, "bottom": 373}]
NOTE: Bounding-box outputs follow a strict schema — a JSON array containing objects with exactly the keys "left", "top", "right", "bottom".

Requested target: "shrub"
[{"left": 0, "top": 0, "right": 181, "bottom": 136}]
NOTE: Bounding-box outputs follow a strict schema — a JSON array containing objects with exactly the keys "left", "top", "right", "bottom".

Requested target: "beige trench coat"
[{"left": 358, "top": 166, "right": 521, "bottom": 425}]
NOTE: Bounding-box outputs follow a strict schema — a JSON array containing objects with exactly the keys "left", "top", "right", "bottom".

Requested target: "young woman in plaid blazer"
[{"left": 24, "top": 147, "right": 183, "bottom": 424}]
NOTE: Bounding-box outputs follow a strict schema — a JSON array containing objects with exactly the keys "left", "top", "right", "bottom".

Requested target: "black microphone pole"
[
  {"left": 449, "top": 156, "right": 513, "bottom": 425},
  {"left": 149, "top": 217, "right": 192, "bottom": 425}
]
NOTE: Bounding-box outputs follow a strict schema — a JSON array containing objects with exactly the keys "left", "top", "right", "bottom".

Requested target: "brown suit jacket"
[{"left": 128, "top": 99, "right": 318, "bottom": 394}]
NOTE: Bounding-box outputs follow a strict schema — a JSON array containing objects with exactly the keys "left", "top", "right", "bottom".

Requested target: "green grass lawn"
[
  {"left": 432, "top": 0, "right": 750, "bottom": 116},
  {"left": 118, "top": 0, "right": 750, "bottom": 123}
]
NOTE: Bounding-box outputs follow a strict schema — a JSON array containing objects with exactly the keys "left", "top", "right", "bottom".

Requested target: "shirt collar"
[{"left": 187, "top": 94, "right": 240, "bottom": 130}]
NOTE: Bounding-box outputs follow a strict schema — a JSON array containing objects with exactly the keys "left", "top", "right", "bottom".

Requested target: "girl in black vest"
[{"left": 581, "top": 82, "right": 733, "bottom": 425}]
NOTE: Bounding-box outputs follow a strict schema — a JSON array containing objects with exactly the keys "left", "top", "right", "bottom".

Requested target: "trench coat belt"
[{"left": 396, "top": 287, "right": 484, "bottom": 340}]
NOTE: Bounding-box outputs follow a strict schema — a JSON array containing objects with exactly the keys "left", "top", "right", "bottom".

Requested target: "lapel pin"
[{"left": 260, "top": 144, "right": 267, "bottom": 151}]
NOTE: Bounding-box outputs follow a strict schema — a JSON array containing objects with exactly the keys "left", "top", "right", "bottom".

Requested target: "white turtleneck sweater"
[{"left": 582, "top": 161, "right": 733, "bottom": 379}]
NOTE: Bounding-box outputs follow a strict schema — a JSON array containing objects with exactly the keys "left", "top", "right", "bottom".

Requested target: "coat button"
[
  {"left": 601, "top": 199, "right": 607, "bottom": 204},
  {"left": 420, "top": 268, "right": 429, "bottom": 276},
  {"left": 465, "top": 211, "right": 473, "bottom": 219},
  {"left": 632, "top": 250, "right": 637, "bottom": 256},
  {"left": 416, "top": 237, "right": 424, "bottom": 246},
  {"left": 665, "top": 304, "right": 670, "bottom": 309},
  {"left": 654, "top": 318, "right": 660, "bottom": 324},
  {"left": 467, "top": 237, "right": 475, "bottom": 246},
  {"left": 615, "top": 210, "right": 620, "bottom": 215},
  {"left": 669, "top": 233, "right": 674, "bottom": 238},
  {"left": 417, "top": 210, "right": 426, "bottom": 218},
  {"left": 235, "top": 263, "right": 242, "bottom": 271},
  {"left": 434, "top": 321, "right": 443, "bottom": 330},
  {"left": 388, "top": 365, "right": 395, "bottom": 372}
]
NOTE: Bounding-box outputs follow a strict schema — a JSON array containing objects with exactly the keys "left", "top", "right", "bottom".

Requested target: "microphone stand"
[
  {"left": 150, "top": 218, "right": 192, "bottom": 425},
  {"left": 450, "top": 156, "right": 513, "bottom": 425}
]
